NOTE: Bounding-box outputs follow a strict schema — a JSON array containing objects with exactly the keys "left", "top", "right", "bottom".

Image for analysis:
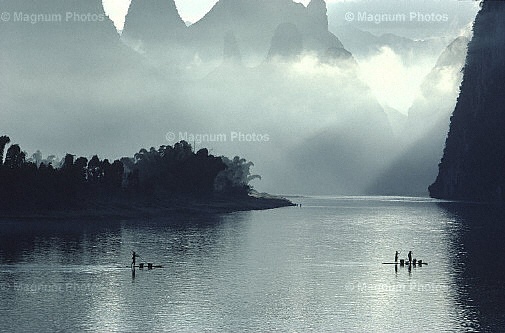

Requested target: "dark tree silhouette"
[
  {"left": 74, "top": 157, "right": 89, "bottom": 184},
  {"left": 0, "top": 135, "right": 10, "bottom": 166},
  {"left": 87, "top": 155, "right": 102, "bottom": 183},
  {"left": 214, "top": 156, "right": 261, "bottom": 195},
  {"left": 105, "top": 160, "right": 124, "bottom": 189},
  {"left": 0, "top": 136, "right": 263, "bottom": 212},
  {"left": 4, "top": 144, "right": 25, "bottom": 169}
]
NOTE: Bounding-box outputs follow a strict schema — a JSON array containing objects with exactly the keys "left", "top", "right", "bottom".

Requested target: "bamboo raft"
[{"left": 382, "top": 259, "right": 427, "bottom": 266}]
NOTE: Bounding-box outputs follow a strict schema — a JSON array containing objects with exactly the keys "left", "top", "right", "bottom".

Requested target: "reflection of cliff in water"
[{"left": 438, "top": 202, "right": 505, "bottom": 332}]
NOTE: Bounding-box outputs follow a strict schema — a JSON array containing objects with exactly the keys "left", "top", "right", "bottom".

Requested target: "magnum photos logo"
[
  {"left": 166, "top": 131, "right": 270, "bottom": 144},
  {"left": 0, "top": 11, "right": 106, "bottom": 24},
  {"left": 345, "top": 11, "right": 449, "bottom": 24}
]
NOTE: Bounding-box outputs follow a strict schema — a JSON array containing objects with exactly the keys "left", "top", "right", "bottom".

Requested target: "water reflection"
[
  {"left": 1, "top": 199, "right": 504, "bottom": 332},
  {"left": 0, "top": 212, "right": 245, "bottom": 333},
  {"left": 438, "top": 202, "right": 505, "bottom": 332},
  {"left": 0, "top": 218, "right": 123, "bottom": 265}
]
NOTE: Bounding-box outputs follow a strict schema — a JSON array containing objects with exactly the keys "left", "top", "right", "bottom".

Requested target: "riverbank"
[{"left": 0, "top": 192, "right": 295, "bottom": 219}]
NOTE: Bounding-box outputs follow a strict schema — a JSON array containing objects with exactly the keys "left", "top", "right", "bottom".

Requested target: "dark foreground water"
[{"left": 0, "top": 196, "right": 504, "bottom": 332}]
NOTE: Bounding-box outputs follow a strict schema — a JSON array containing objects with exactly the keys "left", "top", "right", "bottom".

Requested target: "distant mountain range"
[
  {"left": 122, "top": 0, "right": 350, "bottom": 66},
  {"left": 0, "top": 0, "right": 476, "bottom": 195},
  {"left": 331, "top": 24, "right": 451, "bottom": 63}
]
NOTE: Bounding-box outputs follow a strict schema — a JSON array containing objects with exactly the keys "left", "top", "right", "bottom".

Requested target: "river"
[{"left": 1, "top": 196, "right": 504, "bottom": 332}]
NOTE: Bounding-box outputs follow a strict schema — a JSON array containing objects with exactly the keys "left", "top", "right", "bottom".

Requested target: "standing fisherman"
[
  {"left": 132, "top": 251, "right": 140, "bottom": 268},
  {"left": 395, "top": 251, "right": 400, "bottom": 263},
  {"left": 408, "top": 251, "right": 412, "bottom": 264}
]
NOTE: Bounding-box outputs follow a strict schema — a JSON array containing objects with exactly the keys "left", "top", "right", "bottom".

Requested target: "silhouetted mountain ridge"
[
  {"left": 122, "top": 0, "right": 186, "bottom": 53},
  {"left": 121, "top": 0, "right": 349, "bottom": 64}
]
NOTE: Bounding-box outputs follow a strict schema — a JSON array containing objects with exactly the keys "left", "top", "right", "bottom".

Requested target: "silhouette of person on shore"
[{"left": 408, "top": 251, "right": 412, "bottom": 264}]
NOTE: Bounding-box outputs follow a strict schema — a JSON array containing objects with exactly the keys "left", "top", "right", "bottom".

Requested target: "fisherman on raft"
[
  {"left": 395, "top": 251, "right": 400, "bottom": 263},
  {"left": 132, "top": 251, "right": 140, "bottom": 268},
  {"left": 408, "top": 251, "right": 412, "bottom": 264}
]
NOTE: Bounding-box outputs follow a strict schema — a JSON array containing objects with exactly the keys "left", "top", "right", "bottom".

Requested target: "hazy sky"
[{"left": 103, "top": 0, "right": 333, "bottom": 29}]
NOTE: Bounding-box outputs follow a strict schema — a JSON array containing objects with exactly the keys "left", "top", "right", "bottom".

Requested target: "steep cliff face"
[
  {"left": 307, "top": 0, "right": 328, "bottom": 29},
  {"left": 121, "top": 0, "right": 186, "bottom": 54},
  {"left": 430, "top": 0, "right": 505, "bottom": 203},
  {"left": 267, "top": 23, "right": 304, "bottom": 59}
]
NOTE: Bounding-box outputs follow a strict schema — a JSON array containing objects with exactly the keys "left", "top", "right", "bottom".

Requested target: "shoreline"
[{"left": 0, "top": 193, "right": 295, "bottom": 220}]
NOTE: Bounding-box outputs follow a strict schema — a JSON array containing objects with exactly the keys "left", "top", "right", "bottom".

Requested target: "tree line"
[{"left": 0, "top": 135, "right": 259, "bottom": 211}]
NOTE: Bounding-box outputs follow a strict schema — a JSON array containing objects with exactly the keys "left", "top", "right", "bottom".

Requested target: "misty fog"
[{"left": 0, "top": 0, "right": 480, "bottom": 195}]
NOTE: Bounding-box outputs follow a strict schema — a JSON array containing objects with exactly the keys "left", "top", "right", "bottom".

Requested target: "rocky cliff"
[
  {"left": 429, "top": 0, "right": 505, "bottom": 203},
  {"left": 121, "top": 0, "right": 186, "bottom": 55}
]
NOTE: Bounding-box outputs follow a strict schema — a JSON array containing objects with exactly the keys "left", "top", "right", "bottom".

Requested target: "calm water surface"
[{"left": 1, "top": 196, "right": 504, "bottom": 332}]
